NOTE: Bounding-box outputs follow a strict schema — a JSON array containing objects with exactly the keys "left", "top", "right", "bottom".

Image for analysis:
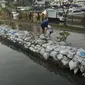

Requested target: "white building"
[{"left": 0, "top": 0, "right": 6, "bottom": 8}]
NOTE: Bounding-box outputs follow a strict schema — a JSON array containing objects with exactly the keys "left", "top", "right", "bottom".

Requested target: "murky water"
[
  {"left": 52, "top": 29, "right": 85, "bottom": 49},
  {"left": 0, "top": 38, "right": 85, "bottom": 85},
  {"left": 6, "top": 21, "right": 85, "bottom": 49},
  {"left": 1, "top": 21, "right": 85, "bottom": 85}
]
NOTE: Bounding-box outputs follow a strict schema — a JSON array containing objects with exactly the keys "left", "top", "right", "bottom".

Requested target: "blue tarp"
[{"left": 79, "top": 52, "right": 85, "bottom": 57}]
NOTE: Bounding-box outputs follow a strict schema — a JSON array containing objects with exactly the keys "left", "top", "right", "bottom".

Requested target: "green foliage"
[{"left": 0, "top": 21, "right": 4, "bottom": 25}]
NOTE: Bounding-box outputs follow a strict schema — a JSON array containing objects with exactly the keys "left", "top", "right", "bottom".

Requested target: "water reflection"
[
  {"left": 0, "top": 38, "right": 85, "bottom": 85},
  {"left": 5, "top": 21, "right": 41, "bottom": 34}
]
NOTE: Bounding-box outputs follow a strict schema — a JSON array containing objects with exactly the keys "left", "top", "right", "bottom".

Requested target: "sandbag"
[
  {"left": 26, "top": 42, "right": 31, "bottom": 47},
  {"left": 67, "top": 51, "right": 75, "bottom": 59},
  {"left": 42, "top": 44, "right": 48, "bottom": 48},
  {"left": 29, "top": 47, "right": 36, "bottom": 52},
  {"left": 71, "top": 47, "right": 77, "bottom": 52},
  {"left": 40, "top": 34, "right": 47, "bottom": 40},
  {"left": 36, "top": 39, "right": 46, "bottom": 45},
  {"left": 47, "top": 40, "right": 54, "bottom": 45},
  {"left": 81, "top": 60, "right": 85, "bottom": 66},
  {"left": 59, "top": 50, "right": 68, "bottom": 55},
  {"left": 40, "top": 48, "right": 46, "bottom": 55},
  {"left": 66, "top": 46, "right": 72, "bottom": 50},
  {"left": 57, "top": 54, "right": 63, "bottom": 60},
  {"left": 31, "top": 45, "right": 35, "bottom": 48},
  {"left": 54, "top": 47, "right": 60, "bottom": 52},
  {"left": 69, "top": 60, "right": 79, "bottom": 70},
  {"left": 50, "top": 51, "right": 58, "bottom": 60},
  {"left": 24, "top": 37, "right": 32, "bottom": 41},
  {"left": 73, "top": 55, "right": 83, "bottom": 63},
  {"left": 35, "top": 45, "right": 42, "bottom": 52},
  {"left": 61, "top": 56, "right": 70, "bottom": 66},
  {"left": 42, "top": 52, "right": 50, "bottom": 60},
  {"left": 24, "top": 44, "right": 29, "bottom": 49},
  {"left": 79, "top": 65, "right": 85, "bottom": 73},
  {"left": 60, "top": 46, "right": 66, "bottom": 50},
  {"left": 59, "top": 41, "right": 66, "bottom": 46},
  {"left": 82, "top": 73, "right": 85, "bottom": 77},
  {"left": 73, "top": 67, "right": 79, "bottom": 74},
  {"left": 46, "top": 45, "right": 54, "bottom": 52}
]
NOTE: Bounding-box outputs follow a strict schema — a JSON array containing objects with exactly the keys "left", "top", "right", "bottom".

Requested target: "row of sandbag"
[{"left": 0, "top": 25, "right": 85, "bottom": 77}]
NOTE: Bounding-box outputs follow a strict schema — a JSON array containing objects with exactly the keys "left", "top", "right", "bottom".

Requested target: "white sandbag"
[
  {"left": 59, "top": 50, "right": 68, "bottom": 55},
  {"left": 42, "top": 52, "right": 50, "bottom": 60},
  {"left": 82, "top": 73, "right": 85, "bottom": 77},
  {"left": 37, "top": 47, "right": 42, "bottom": 52},
  {"left": 12, "top": 40, "right": 16, "bottom": 43},
  {"left": 54, "top": 47, "right": 60, "bottom": 52},
  {"left": 31, "top": 45, "right": 35, "bottom": 48},
  {"left": 46, "top": 45, "right": 54, "bottom": 52},
  {"left": 60, "top": 46, "right": 66, "bottom": 50},
  {"left": 66, "top": 46, "right": 72, "bottom": 50},
  {"left": 69, "top": 60, "right": 79, "bottom": 70},
  {"left": 36, "top": 45, "right": 41, "bottom": 48},
  {"left": 31, "top": 40, "right": 35, "bottom": 44},
  {"left": 24, "top": 44, "right": 29, "bottom": 49},
  {"left": 73, "top": 67, "right": 79, "bottom": 74},
  {"left": 35, "top": 45, "right": 42, "bottom": 52},
  {"left": 67, "top": 51, "right": 75, "bottom": 59},
  {"left": 59, "top": 42, "right": 66, "bottom": 46},
  {"left": 42, "top": 44, "right": 48, "bottom": 48},
  {"left": 29, "top": 47, "right": 36, "bottom": 52},
  {"left": 81, "top": 60, "right": 85, "bottom": 66},
  {"left": 18, "top": 41, "right": 23, "bottom": 44},
  {"left": 50, "top": 51, "right": 58, "bottom": 60},
  {"left": 57, "top": 54, "right": 63, "bottom": 60},
  {"left": 34, "top": 46, "right": 38, "bottom": 50},
  {"left": 61, "top": 56, "right": 70, "bottom": 66},
  {"left": 36, "top": 39, "right": 46, "bottom": 45},
  {"left": 71, "top": 47, "right": 77, "bottom": 52},
  {"left": 26, "top": 42, "right": 31, "bottom": 47},
  {"left": 40, "top": 48, "right": 46, "bottom": 55},
  {"left": 73, "top": 55, "right": 83, "bottom": 63},
  {"left": 47, "top": 40, "right": 54, "bottom": 45},
  {"left": 24, "top": 37, "right": 31, "bottom": 41},
  {"left": 79, "top": 65, "right": 85, "bottom": 73},
  {"left": 40, "top": 34, "right": 47, "bottom": 40},
  {"left": 34, "top": 47, "right": 40, "bottom": 53},
  {"left": 50, "top": 51, "right": 58, "bottom": 57}
]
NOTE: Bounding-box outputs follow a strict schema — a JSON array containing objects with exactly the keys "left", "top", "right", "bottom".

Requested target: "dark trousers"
[{"left": 41, "top": 25, "right": 45, "bottom": 33}]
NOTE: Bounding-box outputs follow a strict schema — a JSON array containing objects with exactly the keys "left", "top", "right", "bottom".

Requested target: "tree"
[{"left": 59, "top": 0, "right": 73, "bottom": 26}]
